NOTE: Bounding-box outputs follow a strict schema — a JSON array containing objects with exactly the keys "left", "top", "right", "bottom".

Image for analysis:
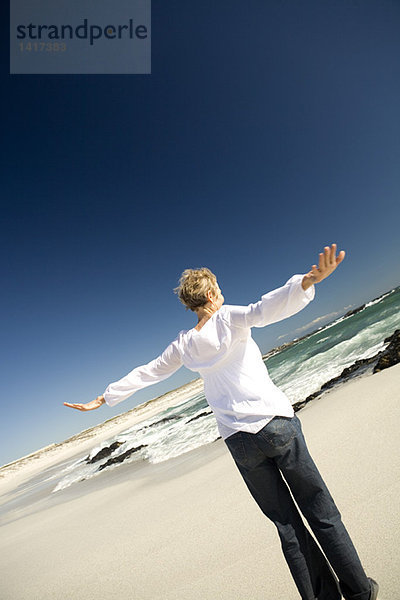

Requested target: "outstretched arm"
[
  {"left": 227, "top": 243, "right": 345, "bottom": 329},
  {"left": 64, "top": 338, "right": 183, "bottom": 412},
  {"left": 301, "top": 243, "right": 345, "bottom": 291}
]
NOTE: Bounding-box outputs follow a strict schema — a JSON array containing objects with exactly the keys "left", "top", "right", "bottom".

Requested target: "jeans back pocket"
[
  {"left": 225, "top": 431, "right": 265, "bottom": 469},
  {"left": 225, "top": 432, "right": 247, "bottom": 466},
  {"left": 258, "top": 416, "right": 296, "bottom": 451}
]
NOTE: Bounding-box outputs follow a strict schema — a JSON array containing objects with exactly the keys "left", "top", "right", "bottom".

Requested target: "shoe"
[{"left": 368, "top": 577, "right": 379, "bottom": 600}]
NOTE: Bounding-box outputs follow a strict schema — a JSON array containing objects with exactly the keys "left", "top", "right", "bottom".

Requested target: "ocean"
[{"left": 4, "top": 286, "right": 400, "bottom": 495}]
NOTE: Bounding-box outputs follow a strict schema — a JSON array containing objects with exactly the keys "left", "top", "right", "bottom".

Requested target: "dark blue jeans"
[{"left": 225, "top": 414, "right": 371, "bottom": 600}]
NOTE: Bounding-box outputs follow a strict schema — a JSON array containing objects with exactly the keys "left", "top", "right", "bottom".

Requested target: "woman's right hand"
[
  {"left": 64, "top": 396, "right": 105, "bottom": 411},
  {"left": 302, "top": 243, "right": 345, "bottom": 290}
]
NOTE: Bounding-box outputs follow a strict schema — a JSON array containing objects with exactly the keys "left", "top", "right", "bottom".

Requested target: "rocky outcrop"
[
  {"left": 147, "top": 416, "right": 180, "bottom": 428},
  {"left": 342, "top": 304, "right": 366, "bottom": 319},
  {"left": 186, "top": 410, "right": 212, "bottom": 424},
  {"left": 86, "top": 441, "right": 123, "bottom": 464},
  {"left": 292, "top": 329, "right": 400, "bottom": 412},
  {"left": 97, "top": 445, "right": 147, "bottom": 471},
  {"left": 86, "top": 441, "right": 148, "bottom": 471},
  {"left": 374, "top": 330, "right": 400, "bottom": 372}
]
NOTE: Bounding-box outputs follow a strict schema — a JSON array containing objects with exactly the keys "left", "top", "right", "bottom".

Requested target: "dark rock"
[
  {"left": 86, "top": 441, "right": 123, "bottom": 464},
  {"left": 293, "top": 329, "right": 400, "bottom": 412},
  {"left": 98, "top": 444, "right": 147, "bottom": 471},
  {"left": 374, "top": 329, "right": 400, "bottom": 373},
  {"left": 153, "top": 416, "right": 180, "bottom": 426},
  {"left": 292, "top": 401, "right": 307, "bottom": 412},
  {"left": 342, "top": 304, "right": 366, "bottom": 319},
  {"left": 140, "top": 416, "right": 180, "bottom": 431},
  {"left": 186, "top": 410, "right": 211, "bottom": 424},
  {"left": 319, "top": 357, "right": 378, "bottom": 391}
]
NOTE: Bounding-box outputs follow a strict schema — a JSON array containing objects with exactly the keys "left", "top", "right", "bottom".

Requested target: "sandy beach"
[{"left": 1, "top": 364, "right": 399, "bottom": 600}]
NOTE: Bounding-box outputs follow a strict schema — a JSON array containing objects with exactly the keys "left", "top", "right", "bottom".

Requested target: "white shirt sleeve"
[
  {"left": 226, "top": 274, "right": 315, "bottom": 329},
  {"left": 103, "top": 339, "right": 183, "bottom": 407}
]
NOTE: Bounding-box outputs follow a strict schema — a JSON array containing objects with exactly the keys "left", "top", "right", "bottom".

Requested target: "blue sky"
[{"left": 1, "top": 0, "right": 399, "bottom": 466}]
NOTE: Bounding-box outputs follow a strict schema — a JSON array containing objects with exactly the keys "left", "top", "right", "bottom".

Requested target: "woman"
[{"left": 65, "top": 244, "right": 378, "bottom": 600}]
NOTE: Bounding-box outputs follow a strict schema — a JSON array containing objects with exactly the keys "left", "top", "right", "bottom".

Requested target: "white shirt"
[{"left": 103, "top": 274, "right": 315, "bottom": 439}]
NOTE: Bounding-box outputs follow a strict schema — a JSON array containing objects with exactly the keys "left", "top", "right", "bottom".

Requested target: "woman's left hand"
[{"left": 64, "top": 396, "right": 105, "bottom": 411}]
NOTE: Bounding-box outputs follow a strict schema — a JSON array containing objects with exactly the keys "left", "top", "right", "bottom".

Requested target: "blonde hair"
[{"left": 174, "top": 267, "right": 218, "bottom": 311}]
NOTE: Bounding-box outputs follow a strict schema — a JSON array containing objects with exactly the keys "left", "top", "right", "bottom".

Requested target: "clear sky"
[{"left": 1, "top": 0, "right": 399, "bottom": 467}]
